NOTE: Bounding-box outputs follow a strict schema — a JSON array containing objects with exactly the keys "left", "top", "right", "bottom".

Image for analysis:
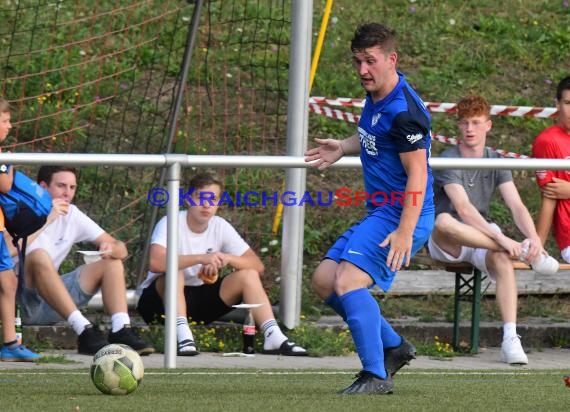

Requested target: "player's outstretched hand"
[{"left": 305, "top": 138, "right": 344, "bottom": 170}]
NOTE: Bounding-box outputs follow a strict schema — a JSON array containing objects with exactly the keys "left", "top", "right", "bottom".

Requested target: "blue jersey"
[{"left": 358, "top": 72, "right": 434, "bottom": 216}]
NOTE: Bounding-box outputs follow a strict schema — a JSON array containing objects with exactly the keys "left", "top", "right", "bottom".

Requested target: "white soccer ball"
[{"left": 90, "top": 343, "right": 144, "bottom": 395}]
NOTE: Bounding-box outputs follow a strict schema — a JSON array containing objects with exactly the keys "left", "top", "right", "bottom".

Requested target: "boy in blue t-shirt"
[
  {"left": 0, "top": 98, "right": 41, "bottom": 361},
  {"left": 305, "top": 23, "right": 434, "bottom": 395}
]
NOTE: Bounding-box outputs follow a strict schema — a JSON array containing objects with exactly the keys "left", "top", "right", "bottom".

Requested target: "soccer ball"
[{"left": 90, "top": 344, "right": 144, "bottom": 395}]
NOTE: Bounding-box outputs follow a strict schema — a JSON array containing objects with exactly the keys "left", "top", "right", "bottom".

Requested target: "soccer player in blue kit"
[{"left": 305, "top": 23, "right": 434, "bottom": 395}]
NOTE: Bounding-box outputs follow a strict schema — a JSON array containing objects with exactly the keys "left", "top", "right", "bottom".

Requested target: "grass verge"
[{"left": 0, "top": 368, "right": 568, "bottom": 412}]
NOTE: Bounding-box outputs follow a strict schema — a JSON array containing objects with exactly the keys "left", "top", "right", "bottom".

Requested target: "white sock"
[
  {"left": 503, "top": 322, "right": 517, "bottom": 340},
  {"left": 260, "top": 319, "right": 287, "bottom": 350},
  {"left": 176, "top": 316, "right": 194, "bottom": 343},
  {"left": 67, "top": 310, "right": 91, "bottom": 336},
  {"left": 111, "top": 312, "right": 131, "bottom": 333}
]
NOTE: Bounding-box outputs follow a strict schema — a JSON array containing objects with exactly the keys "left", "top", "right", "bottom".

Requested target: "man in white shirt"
[
  {"left": 137, "top": 172, "right": 307, "bottom": 356},
  {"left": 18, "top": 166, "right": 154, "bottom": 356}
]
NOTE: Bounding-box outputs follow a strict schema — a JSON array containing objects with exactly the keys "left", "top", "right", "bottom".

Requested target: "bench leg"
[
  {"left": 452, "top": 269, "right": 483, "bottom": 353},
  {"left": 453, "top": 272, "right": 461, "bottom": 350},
  {"left": 470, "top": 268, "right": 482, "bottom": 354}
]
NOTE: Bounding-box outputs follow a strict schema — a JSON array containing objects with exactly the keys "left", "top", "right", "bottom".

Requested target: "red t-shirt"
[{"left": 533, "top": 125, "right": 570, "bottom": 250}]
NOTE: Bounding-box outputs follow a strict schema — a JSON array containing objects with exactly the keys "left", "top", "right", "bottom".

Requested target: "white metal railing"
[{"left": 4, "top": 152, "right": 569, "bottom": 368}]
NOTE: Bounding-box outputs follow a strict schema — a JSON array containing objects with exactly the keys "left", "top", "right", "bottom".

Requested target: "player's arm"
[
  {"left": 148, "top": 243, "right": 223, "bottom": 273},
  {"left": 443, "top": 183, "right": 514, "bottom": 253},
  {"left": 541, "top": 177, "right": 570, "bottom": 199},
  {"left": 0, "top": 164, "right": 13, "bottom": 193},
  {"left": 25, "top": 198, "right": 70, "bottom": 247},
  {"left": 382, "top": 149, "right": 426, "bottom": 271},
  {"left": 94, "top": 232, "right": 128, "bottom": 260},
  {"left": 304, "top": 134, "right": 360, "bottom": 170},
  {"left": 536, "top": 195, "right": 556, "bottom": 245},
  {"left": 499, "top": 181, "right": 542, "bottom": 261},
  {"left": 220, "top": 248, "right": 265, "bottom": 276}
]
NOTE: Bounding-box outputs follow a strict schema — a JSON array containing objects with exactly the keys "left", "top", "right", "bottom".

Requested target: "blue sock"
[
  {"left": 325, "top": 292, "right": 347, "bottom": 321},
  {"left": 381, "top": 317, "right": 402, "bottom": 349},
  {"left": 340, "top": 288, "right": 386, "bottom": 379}
]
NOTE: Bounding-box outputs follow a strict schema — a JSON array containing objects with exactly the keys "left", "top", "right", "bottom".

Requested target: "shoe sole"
[
  {"left": 177, "top": 351, "right": 200, "bottom": 356},
  {"left": 136, "top": 347, "right": 156, "bottom": 356},
  {"left": 500, "top": 356, "right": 528, "bottom": 365},
  {"left": 387, "top": 357, "right": 415, "bottom": 377},
  {"left": 386, "top": 347, "right": 417, "bottom": 377}
]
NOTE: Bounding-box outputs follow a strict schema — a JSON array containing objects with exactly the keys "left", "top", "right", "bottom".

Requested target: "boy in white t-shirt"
[
  {"left": 18, "top": 166, "right": 155, "bottom": 356},
  {"left": 137, "top": 172, "right": 307, "bottom": 356}
]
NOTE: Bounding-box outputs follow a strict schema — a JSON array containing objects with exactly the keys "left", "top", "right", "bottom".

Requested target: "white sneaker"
[
  {"left": 520, "top": 240, "right": 559, "bottom": 276},
  {"left": 500, "top": 335, "right": 528, "bottom": 365}
]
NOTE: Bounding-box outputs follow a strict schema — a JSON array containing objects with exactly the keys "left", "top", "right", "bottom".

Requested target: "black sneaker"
[
  {"left": 77, "top": 324, "right": 109, "bottom": 355},
  {"left": 384, "top": 336, "right": 416, "bottom": 377},
  {"left": 337, "top": 371, "right": 394, "bottom": 395},
  {"left": 108, "top": 324, "right": 156, "bottom": 356}
]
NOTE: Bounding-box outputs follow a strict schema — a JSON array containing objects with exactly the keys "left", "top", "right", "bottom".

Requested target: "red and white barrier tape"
[
  {"left": 309, "top": 97, "right": 558, "bottom": 118},
  {"left": 431, "top": 134, "right": 529, "bottom": 159},
  {"left": 308, "top": 103, "right": 530, "bottom": 159}
]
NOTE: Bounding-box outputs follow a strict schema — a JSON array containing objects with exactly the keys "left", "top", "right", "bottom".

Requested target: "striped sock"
[{"left": 260, "top": 319, "right": 287, "bottom": 350}]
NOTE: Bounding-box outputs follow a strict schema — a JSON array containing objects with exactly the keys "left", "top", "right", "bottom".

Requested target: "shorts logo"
[{"left": 347, "top": 249, "right": 363, "bottom": 256}]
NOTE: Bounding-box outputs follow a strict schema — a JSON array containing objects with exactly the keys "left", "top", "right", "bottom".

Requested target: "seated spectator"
[
  {"left": 17, "top": 166, "right": 154, "bottom": 356},
  {"left": 137, "top": 172, "right": 307, "bottom": 357},
  {"left": 533, "top": 76, "right": 570, "bottom": 262},
  {"left": 427, "top": 95, "right": 558, "bottom": 365}
]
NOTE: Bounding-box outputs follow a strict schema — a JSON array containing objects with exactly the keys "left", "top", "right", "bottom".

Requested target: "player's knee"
[
  {"left": 434, "top": 213, "right": 455, "bottom": 233},
  {"left": 311, "top": 269, "right": 333, "bottom": 298},
  {"left": 25, "top": 249, "right": 54, "bottom": 279},
  {"left": 102, "top": 258, "right": 124, "bottom": 273}
]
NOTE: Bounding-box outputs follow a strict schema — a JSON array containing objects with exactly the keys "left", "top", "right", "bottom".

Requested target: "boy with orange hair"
[{"left": 427, "top": 95, "right": 557, "bottom": 365}]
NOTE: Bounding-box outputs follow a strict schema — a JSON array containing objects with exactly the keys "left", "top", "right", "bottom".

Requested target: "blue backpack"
[
  {"left": 0, "top": 169, "right": 52, "bottom": 295},
  {"left": 0, "top": 170, "right": 52, "bottom": 239}
]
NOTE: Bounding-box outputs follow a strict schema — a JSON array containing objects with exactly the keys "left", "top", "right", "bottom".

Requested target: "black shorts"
[{"left": 137, "top": 277, "right": 233, "bottom": 325}]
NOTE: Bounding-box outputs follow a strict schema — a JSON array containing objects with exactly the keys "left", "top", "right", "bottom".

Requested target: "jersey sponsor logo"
[
  {"left": 406, "top": 133, "right": 423, "bottom": 144},
  {"left": 358, "top": 127, "right": 378, "bottom": 156},
  {"left": 372, "top": 112, "right": 382, "bottom": 127}
]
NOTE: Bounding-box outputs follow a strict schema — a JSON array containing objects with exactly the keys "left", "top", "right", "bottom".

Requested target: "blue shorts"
[
  {"left": 19, "top": 265, "right": 94, "bottom": 325},
  {"left": 0, "top": 235, "right": 14, "bottom": 272},
  {"left": 325, "top": 208, "right": 434, "bottom": 292}
]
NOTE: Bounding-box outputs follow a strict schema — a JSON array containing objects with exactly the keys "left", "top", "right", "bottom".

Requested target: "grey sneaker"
[
  {"left": 337, "top": 371, "right": 394, "bottom": 395},
  {"left": 384, "top": 337, "right": 416, "bottom": 377}
]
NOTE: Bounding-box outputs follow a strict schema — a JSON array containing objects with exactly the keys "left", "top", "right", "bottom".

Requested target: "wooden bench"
[{"left": 412, "top": 252, "right": 570, "bottom": 354}]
